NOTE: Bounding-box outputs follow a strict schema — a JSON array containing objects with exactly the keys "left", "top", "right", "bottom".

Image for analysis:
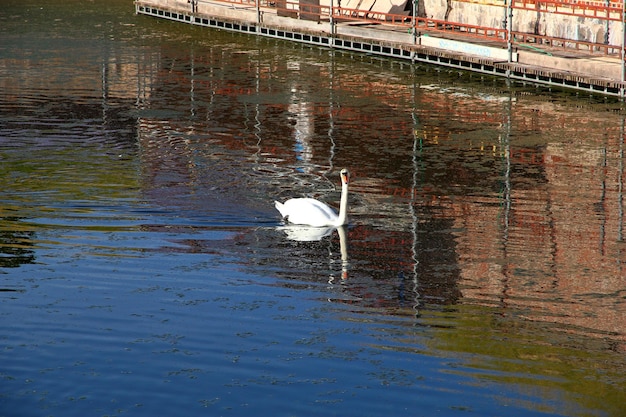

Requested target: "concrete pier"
[{"left": 135, "top": 0, "right": 626, "bottom": 96}]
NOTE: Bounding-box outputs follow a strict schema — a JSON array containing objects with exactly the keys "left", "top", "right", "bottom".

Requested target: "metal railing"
[
  {"left": 184, "top": 0, "right": 625, "bottom": 56},
  {"left": 512, "top": 0, "right": 624, "bottom": 21},
  {"left": 513, "top": 32, "right": 623, "bottom": 54}
]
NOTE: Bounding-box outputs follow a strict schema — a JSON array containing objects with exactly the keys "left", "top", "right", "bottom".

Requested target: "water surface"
[{"left": 1, "top": 1, "right": 625, "bottom": 416}]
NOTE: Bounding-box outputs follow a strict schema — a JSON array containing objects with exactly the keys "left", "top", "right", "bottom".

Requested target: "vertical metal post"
[
  {"left": 412, "top": 0, "right": 417, "bottom": 43},
  {"left": 605, "top": 0, "right": 610, "bottom": 44},
  {"left": 257, "top": 0, "right": 261, "bottom": 25},
  {"left": 499, "top": 93, "right": 513, "bottom": 307},
  {"left": 411, "top": 0, "right": 417, "bottom": 62},
  {"left": 507, "top": 0, "right": 513, "bottom": 64},
  {"left": 622, "top": 0, "right": 626, "bottom": 97},
  {"left": 330, "top": 0, "right": 335, "bottom": 46},
  {"left": 330, "top": 0, "right": 334, "bottom": 34}
]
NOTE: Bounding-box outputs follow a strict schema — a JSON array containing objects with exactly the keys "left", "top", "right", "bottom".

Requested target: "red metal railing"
[
  {"left": 512, "top": 32, "right": 622, "bottom": 54},
  {"left": 512, "top": 0, "right": 624, "bottom": 21},
  {"left": 194, "top": 0, "right": 624, "bottom": 56}
]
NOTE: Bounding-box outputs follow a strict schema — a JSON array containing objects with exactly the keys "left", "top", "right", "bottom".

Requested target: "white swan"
[{"left": 275, "top": 169, "right": 350, "bottom": 227}]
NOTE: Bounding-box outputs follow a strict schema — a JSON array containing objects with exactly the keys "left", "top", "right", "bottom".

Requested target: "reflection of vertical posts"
[
  {"left": 102, "top": 39, "right": 109, "bottom": 126},
  {"left": 327, "top": 50, "right": 336, "bottom": 174},
  {"left": 136, "top": 51, "right": 153, "bottom": 110},
  {"left": 619, "top": 119, "right": 625, "bottom": 276},
  {"left": 136, "top": 52, "right": 141, "bottom": 108},
  {"left": 617, "top": 117, "right": 626, "bottom": 242},
  {"left": 410, "top": 75, "right": 422, "bottom": 318},
  {"left": 499, "top": 93, "right": 512, "bottom": 308},
  {"left": 600, "top": 146, "right": 607, "bottom": 255},
  {"left": 188, "top": 48, "right": 198, "bottom": 183},
  {"left": 190, "top": 48, "right": 196, "bottom": 119},
  {"left": 253, "top": 53, "right": 262, "bottom": 163},
  {"left": 501, "top": 103, "right": 511, "bottom": 240}
]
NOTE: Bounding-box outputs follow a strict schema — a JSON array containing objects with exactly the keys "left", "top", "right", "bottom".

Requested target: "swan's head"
[{"left": 340, "top": 168, "right": 350, "bottom": 185}]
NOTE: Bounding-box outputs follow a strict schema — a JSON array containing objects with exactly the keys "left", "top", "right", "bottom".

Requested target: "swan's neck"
[{"left": 336, "top": 181, "right": 349, "bottom": 226}]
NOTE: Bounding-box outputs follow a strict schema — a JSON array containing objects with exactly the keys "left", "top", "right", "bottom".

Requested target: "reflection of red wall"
[
  {"left": 142, "top": 47, "right": 626, "bottom": 349},
  {"left": 455, "top": 141, "right": 626, "bottom": 350}
]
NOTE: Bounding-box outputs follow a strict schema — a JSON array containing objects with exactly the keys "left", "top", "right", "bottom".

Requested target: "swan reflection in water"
[
  {"left": 277, "top": 224, "right": 349, "bottom": 280},
  {"left": 275, "top": 169, "right": 351, "bottom": 279}
]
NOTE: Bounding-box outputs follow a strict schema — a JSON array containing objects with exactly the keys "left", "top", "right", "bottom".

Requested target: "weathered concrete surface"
[
  {"left": 425, "top": 0, "right": 624, "bottom": 46},
  {"left": 135, "top": 0, "right": 626, "bottom": 94},
  {"left": 164, "top": 0, "right": 625, "bottom": 46},
  {"left": 518, "top": 50, "right": 623, "bottom": 81}
]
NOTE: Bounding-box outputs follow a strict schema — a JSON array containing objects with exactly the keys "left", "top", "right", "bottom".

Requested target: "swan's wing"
[
  {"left": 275, "top": 198, "right": 338, "bottom": 226},
  {"left": 288, "top": 198, "right": 337, "bottom": 218}
]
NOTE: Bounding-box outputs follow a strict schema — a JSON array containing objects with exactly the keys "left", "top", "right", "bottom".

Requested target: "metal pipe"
[
  {"left": 507, "top": 0, "right": 513, "bottom": 64},
  {"left": 330, "top": 0, "right": 335, "bottom": 42},
  {"left": 412, "top": 0, "right": 417, "bottom": 62},
  {"left": 622, "top": 0, "right": 625, "bottom": 95}
]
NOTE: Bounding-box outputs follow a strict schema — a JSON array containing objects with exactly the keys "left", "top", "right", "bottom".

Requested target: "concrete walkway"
[{"left": 135, "top": 0, "right": 626, "bottom": 96}]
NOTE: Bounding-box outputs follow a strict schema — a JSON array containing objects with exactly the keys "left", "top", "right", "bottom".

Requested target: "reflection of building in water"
[
  {"left": 444, "top": 113, "right": 626, "bottom": 349},
  {"left": 135, "top": 41, "right": 626, "bottom": 348},
  {"left": 0, "top": 37, "right": 154, "bottom": 270},
  {"left": 330, "top": 81, "right": 626, "bottom": 347},
  {"left": 288, "top": 84, "right": 315, "bottom": 169},
  {"left": 286, "top": 60, "right": 316, "bottom": 170}
]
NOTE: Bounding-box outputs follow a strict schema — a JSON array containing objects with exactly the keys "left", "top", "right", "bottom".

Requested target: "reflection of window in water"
[
  {"left": 290, "top": 106, "right": 314, "bottom": 163},
  {"left": 0, "top": 221, "right": 36, "bottom": 268},
  {"left": 288, "top": 87, "right": 314, "bottom": 166}
]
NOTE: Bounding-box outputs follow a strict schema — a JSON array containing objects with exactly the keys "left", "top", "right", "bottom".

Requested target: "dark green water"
[{"left": 1, "top": 0, "right": 625, "bottom": 416}]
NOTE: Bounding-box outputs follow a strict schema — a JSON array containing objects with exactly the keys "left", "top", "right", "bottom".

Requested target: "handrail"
[
  {"left": 453, "top": 0, "right": 623, "bottom": 17},
  {"left": 193, "top": 0, "right": 625, "bottom": 57},
  {"left": 512, "top": 0, "right": 624, "bottom": 21},
  {"left": 513, "top": 32, "right": 623, "bottom": 54}
]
